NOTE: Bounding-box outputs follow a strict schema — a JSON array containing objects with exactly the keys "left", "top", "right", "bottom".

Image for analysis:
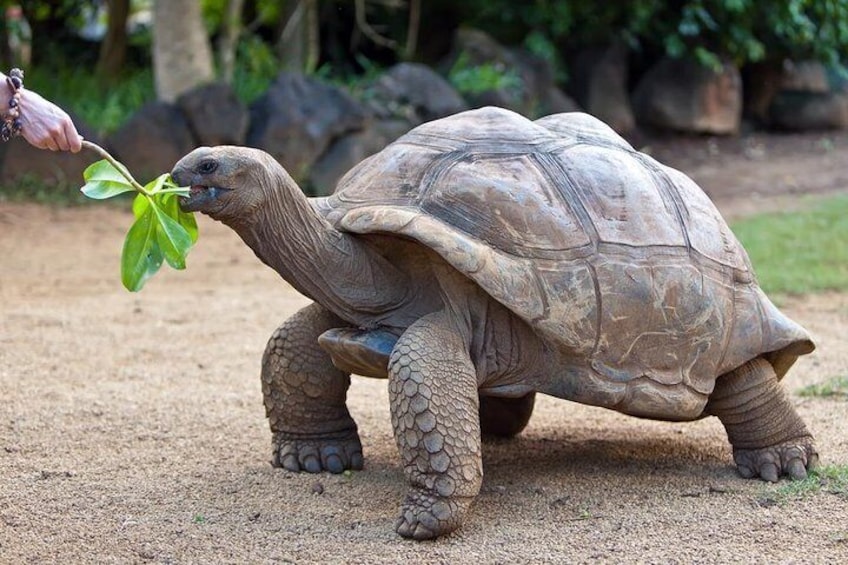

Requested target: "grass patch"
[
  {"left": 759, "top": 464, "right": 848, "bottom": 505},
  {"left": 797, "top": 375, "right": 848, "bottom": 398},
  {"left": 0, "top": 174, "right": 91, "bottom": 206},
  {"left": 731, "top": 195, "right": 848, "bottom": 295}
]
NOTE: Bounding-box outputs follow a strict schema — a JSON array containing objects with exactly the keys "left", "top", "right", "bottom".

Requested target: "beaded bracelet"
[{"left": 1, "top": 68, "right": 23, "bottom": 142}]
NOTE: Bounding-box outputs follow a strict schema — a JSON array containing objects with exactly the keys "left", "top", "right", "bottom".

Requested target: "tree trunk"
[
  {"left": 276, "top": 0, "right": 320, "bottom": 73},
  {"left": 0, "top": 13, "right": 13, "bottom": 69},
  {"left": 152, "top": 0, "right": 215, "bottom": 102},
  {"left": 217, "top": 0, "right": 246, "bottom": 83},
  {"left": 404, "top": 0, "right": 421, "bottom": 60},
  {"left": 96, "top": 0, "right": 130, "bottom": 82}
]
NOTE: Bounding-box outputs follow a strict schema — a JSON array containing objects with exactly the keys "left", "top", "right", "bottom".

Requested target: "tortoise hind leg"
[
  {"left": 479, "top": 393, "right": 536, "bottom": 438},
  {"left": 706, "top": 357, "right": 818, "bottom": 482}
]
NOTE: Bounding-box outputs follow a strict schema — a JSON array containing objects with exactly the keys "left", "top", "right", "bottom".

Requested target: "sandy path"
[{"left": 2, "top": 200, "right": 846, "bottom": 563}]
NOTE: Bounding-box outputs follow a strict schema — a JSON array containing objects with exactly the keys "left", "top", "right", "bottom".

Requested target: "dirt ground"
[{"left": 2, "top": 131, "right": 847, "bottom": 564}]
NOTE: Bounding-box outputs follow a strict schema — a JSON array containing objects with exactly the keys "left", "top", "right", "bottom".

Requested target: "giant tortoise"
[{"left": 172, "top": 107, "right": 817, "bottom": 540}]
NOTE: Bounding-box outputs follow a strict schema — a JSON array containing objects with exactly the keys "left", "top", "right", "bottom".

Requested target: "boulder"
[
  {"left": 768, "top": 91, "right": 848, "bottom": 131},
  {"left": 177, "top": 82, "right": 249, "bottom": 146},
  {"left": 512, "top": 50, "right": 581, "bottom": 115},
  {"left": 780, "top": 60, "right": 829, "bottom": 93},
  {"left": 0, "top": 114, "right": 101, "bottom": 187},
  {"left": 308, "top": 120, "right": 410, "bottom": 196},
  {"left": 105, "top": 102, "right": 196, "bottom": 181},
  {"left": 246, "top": 72, "right": 369, "bottom": 181},
  {"left": 570, "top": 43, "right": 635, "bottom": 133},
  {"left": 443, "top": 28, "right": 578, "bottom": 117},
  {"left": 632, "top": 57, "right": 742, "bottom": 135},
  {"left": 368, "top": 63, "right": 467, "bottom": 124}
]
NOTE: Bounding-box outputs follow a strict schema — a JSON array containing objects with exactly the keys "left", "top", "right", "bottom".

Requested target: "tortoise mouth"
[{"left": 179, "top": 185, "right": 231, "bottom": 212}]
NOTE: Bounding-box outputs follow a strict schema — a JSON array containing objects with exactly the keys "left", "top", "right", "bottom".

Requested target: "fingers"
[
  {"left": 22, "top": 116, "right": 80, "bottom": 152},
  {"left": 18, "top": 88, "right": 82, "bottom": 152},
  {"left": 54, "top": 124, "right": 71, "bottom": 152},
  {"left": 56, "top": 117, "right": 82, "bottom": 152},
  {"left": 66, "top": 122, "right": 83, "bottom": 153}
]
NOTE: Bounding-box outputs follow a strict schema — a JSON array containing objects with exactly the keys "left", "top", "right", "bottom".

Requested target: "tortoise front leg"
[
  {"left": 706, "top": 357, "right": 818, "bottom": 482},
  {"left": 388, "top": 312, "right": 483, "bottom": 540},
  {"left": 262, "top": 303, "right": 362, "bottom": 473}
]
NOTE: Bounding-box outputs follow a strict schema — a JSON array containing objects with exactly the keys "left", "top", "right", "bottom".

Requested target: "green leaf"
[
  {"left": 161, "top": 174, "right": 191, "bottom": 197},
  {"left": 161, "top": 192, "right": 199, "bottom": 243},
  {"left": 81, "top": 160, "right": 135, "bottom": 199},
  {"left": 150, "top": 197, "right": 194, "bottom": 270},
  {"left": 144, "top": 173, "right": 169, "bottom": 195},
  {"left": 132, "top": 193, "right": 150, "bottom": 218},
  {"left": 121, "top": 204, "right": 164, "bottom": 292}
]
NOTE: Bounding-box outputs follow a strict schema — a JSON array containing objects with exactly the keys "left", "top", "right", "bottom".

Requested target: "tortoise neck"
[{"left": 236, "top": 168, "right": 408, "bottom": 327}]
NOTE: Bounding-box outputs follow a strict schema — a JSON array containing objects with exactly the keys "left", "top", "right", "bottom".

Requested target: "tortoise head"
[{"left": 171, "top": 146, "right": 279, "bottom": 223}]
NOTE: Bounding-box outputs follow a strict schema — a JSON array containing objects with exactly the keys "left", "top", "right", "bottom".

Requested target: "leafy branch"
[{"left": 79, "top": 140, "right": 197, "bottom": 292}]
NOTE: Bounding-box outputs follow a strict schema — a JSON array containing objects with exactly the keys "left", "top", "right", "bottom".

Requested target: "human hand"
[{"left": 19, "top": 88, "right": 83, "bottom": 153}]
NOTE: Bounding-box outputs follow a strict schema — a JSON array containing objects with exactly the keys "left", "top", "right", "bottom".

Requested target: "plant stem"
[{"left": 81, "top": 139, "right": 149, "bottom": 195}]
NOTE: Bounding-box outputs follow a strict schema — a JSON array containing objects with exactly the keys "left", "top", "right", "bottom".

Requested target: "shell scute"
[{"left": 419, "top": 153, "right": 590, "bottom": 258}]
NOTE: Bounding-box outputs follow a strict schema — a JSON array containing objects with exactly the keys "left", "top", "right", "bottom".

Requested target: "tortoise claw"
[
  {"left": 394, "top": 488, "right": 471, "bottom": 540},
  {"left": 272, "top": 430, "right": 363, "bottom": 474},
  {"left": 733, "top": 438, "right": 817, "bottom": 482}
]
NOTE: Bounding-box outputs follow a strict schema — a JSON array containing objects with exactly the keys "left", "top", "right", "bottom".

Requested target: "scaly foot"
[
  {"left": 733, "top": 437, "right": 818, "bottom": 482},
  {"left": 395, "top": 488, "right": 472, "bottom": 540},
  {"left": 272, "top": 429, "right": 363, "bottom": 474}
]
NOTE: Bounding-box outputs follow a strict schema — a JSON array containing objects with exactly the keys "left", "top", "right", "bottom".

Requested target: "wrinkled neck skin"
[{"left": 222, "top": 166, "right": 409, "bottom": 329}]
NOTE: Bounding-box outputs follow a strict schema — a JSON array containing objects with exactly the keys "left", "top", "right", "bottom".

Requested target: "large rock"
[
  {"left": 570, "top": 43, "right": 635, "bottom": 133},
  {"left": 368, "top": 63, "right": 467, "bottom": 125},
  {"left": 753, "top": 60, "right": 848, "bottom": 131},
  {"left": 443, "top": 28, "right": 578, "bottom": 117},
  {"left": 768, "top": 91, "right": 848, "bottom": 130},
  {"left": 308, "top": 120, "right": 410, "bottom": 196},
  {"left": 246, "top": 72, "right": 369, "bottom": 181},
  {"left": 0, "top": 114, "right": 100, "bottom": 188},
  {"left": 780, "top": 60, "right": 829, "bottom": 93},
  {"left": 512, "top": 50, "right": 581, "bottom": 115},
  {"left": 106, "top": 102, "right": 196, "bottom": 181},
  {"left": 746, "top": 60, "right": 839, "bottom": 126},
  {"left": 177, "top": 82, "right": 249, "bottom": 146},
  {"left": 632, "top": 57, "right": 742, "bottom": 135}
]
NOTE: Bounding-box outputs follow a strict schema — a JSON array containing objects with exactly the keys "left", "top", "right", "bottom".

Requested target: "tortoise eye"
[{"left": 197, "top": 160, "right": 218, "bottom": 174}]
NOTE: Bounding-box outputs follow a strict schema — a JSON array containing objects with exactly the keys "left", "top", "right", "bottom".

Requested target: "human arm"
[{"left": 0, "top": 70, "right": 83, "bottom": 152}]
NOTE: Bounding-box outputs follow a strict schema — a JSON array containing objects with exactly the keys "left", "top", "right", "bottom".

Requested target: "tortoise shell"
[{"left": 319, "top": 107, "right": 813, "bottom": 420}]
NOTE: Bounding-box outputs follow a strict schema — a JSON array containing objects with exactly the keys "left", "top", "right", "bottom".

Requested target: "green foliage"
[
  {"left": 459, "top": 0, "right": 848, "bottom": 70},
  {"left": 231, "top": 35, "right": 281, "bottom": 105},
  {"left": 797, "top": 376, "right": 848, "bottom": 398},
  {"left": 447, "top": 52, "right": 522, "bottom": 96},
  {"left": 731, "top": 195, "right": 848, "bottom": 295},
  {"left": 523, "top": 30, "right": 567, "bottom": 82},
  {"left": 643, "top": 0, "right": 848, "bottom": 68},
  {"left": 761, "top": 464, "right": 848, "bottom": 505},
  {"left": 26, "top": 66, "right": 154, "bottom": 135},
  {"left": 201, "top": 0, "right": 282, "bottom": 34},
  {"left": 80, "top": 155, "right": 196, "bottom": 292}
]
